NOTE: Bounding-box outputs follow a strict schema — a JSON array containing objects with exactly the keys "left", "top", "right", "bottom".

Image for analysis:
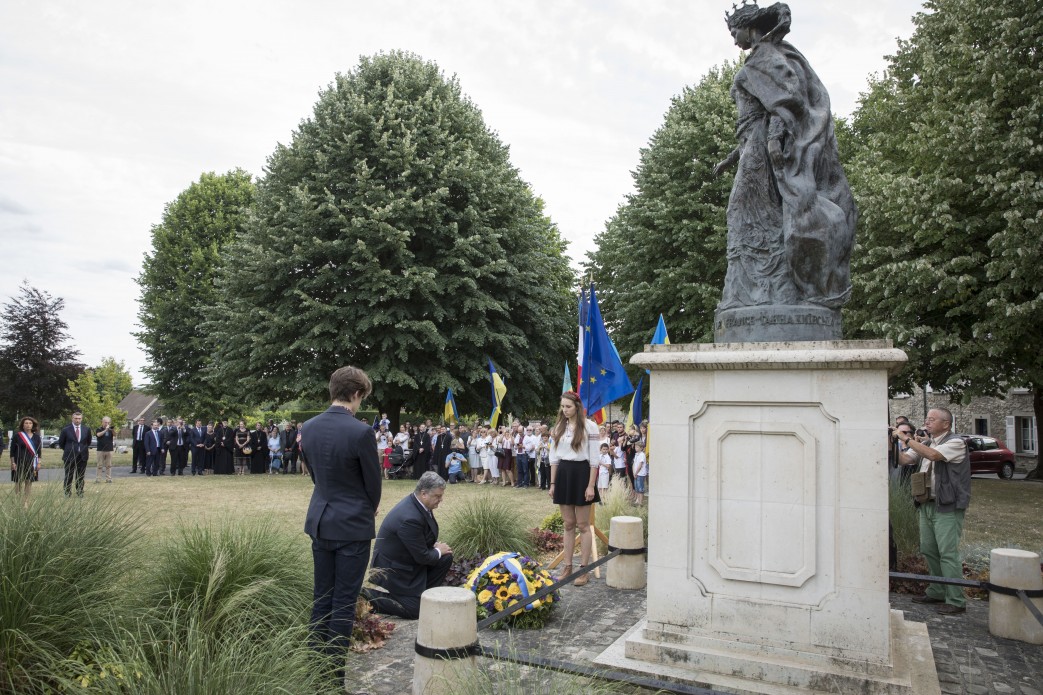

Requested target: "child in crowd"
[
  {"left": 597, "top": 443, "right": 612, "bottom": 501},
  {"left": 612, "top": 442, "right": 627, "bottom": 482},
  {"left": 632, "top": 446, "right": 648, "bottom": 505},
  {"left": 537, "top": 431, "right": 552, "bottom": 490}
]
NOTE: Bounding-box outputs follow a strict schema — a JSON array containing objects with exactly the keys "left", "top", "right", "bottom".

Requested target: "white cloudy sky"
[{"left": 0, "top": 0, "right": 921, "bottom": 385}]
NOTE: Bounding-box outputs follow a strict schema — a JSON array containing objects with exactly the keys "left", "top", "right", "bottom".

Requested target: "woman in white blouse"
[{"left": 548, "top": 391, "right": 601, "bottom": 586}]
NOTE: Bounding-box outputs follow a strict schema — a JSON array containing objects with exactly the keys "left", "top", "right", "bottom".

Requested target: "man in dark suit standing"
[
  {"left": 56, "top": 410, "right": 92, "bottom": 497},
  {"left": 302, "top": 366, "right": 382, "bottom": 677},
  {"left": 366, "top": 472, "right": 453, "bottom": 619},
  {"left": 167, "top": 418, "right": 190, "bottom": 476},
  {"left": 190, "top": 419, "right": 206, "bottom": 475},
  {"left": 144, "top": 419, "right": 166, "bottom": 476},
  {"left": 131, "top": 417, "right": 147, "bottom": 473}
]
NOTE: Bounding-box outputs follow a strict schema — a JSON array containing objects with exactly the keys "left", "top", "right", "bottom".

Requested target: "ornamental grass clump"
[
  {"left": 465, "top": 552, "right": 559, "bottom": 629},
  {"left": 139, "top": 519, "right": 312, "bottom": 637},
  {"left": 0, "top": 489, "right": 141, "bottom": 693},
  {"left": 888, "top": 478, "right": 919, "bottom": 560},
  {"left": 43, "top": 608, "right": 344, "bottom": 694},
  {"left": 441, "top": 493, "right": 535, "bottom": 558},
  {"left": 594, "top": 476, "right": 648, "bottom": 552}
]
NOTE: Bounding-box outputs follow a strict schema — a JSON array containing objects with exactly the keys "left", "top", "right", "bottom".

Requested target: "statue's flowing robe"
[{"left": 719, "top": 38, "right": 856, "bottom": 310}]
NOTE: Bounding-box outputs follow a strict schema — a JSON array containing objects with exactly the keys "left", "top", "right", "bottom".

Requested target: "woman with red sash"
[{"left": 9, "top": 416, "right": 42, "bottom": 508}]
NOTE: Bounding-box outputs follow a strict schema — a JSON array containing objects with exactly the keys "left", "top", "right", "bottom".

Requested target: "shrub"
[
  {"left": 539, "top": 509, "right": 564, "bottom": 534},
  {"left": 44, "top": 609, "right": 344, "bottom": 694},
  {"left": 593, "top": 477, "right": 648, "bottom": 553},
  {"left": 445, "top": 553, "right": 485, "bottom": 587},
  {"left": 888, "top": 478, "right": 919, "bottom": 559},
  {"left": 0, "top": 489, "right": 141, "bottom": 693},
  {"left": 441, "top": 494, "right": 536, "bottom": 558},
  {"left": 352, "top": 599, "right": 396, "bottom": 652},
  {"left": 530, "top": 528, "right": 565, "bottom": 555},
  {"left": 138, "top": 520, "right": 312, "bottom": 637}
]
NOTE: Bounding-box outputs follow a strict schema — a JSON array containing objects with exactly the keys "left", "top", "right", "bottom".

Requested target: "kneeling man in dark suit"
[{"left": 367, "top": 471, "right": 453, "bottom": 619}]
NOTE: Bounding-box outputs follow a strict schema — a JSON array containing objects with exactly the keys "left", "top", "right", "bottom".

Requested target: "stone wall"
[{"left": 889, "top": 387, "right": 1037, "bottom": 470}]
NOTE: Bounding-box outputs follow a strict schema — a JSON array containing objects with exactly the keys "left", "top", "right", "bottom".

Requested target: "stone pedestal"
[
  {"left": 607, "top": 515, "right": 646, "bottom": 590},
  {"left": 413, "top": 587, "right": 478, "bottom": 695},
  {"left": 989, "top": 548, "right": 1043, "bottom": 645},
  {"left": 595, "top": 340, "right": 940, "bottom": 695}
]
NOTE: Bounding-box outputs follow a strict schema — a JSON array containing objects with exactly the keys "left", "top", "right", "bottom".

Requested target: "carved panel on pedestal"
[{"left": 692, "top": 403, "right": 838, "bottom": 605}]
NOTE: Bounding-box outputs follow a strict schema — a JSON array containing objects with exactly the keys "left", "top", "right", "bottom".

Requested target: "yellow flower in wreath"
[
  {"left": 507, "top": 584, "right": 521, "bottom": 596},
  {"left": 495, "top": 586, "right": 511, "bottom": 601},
  {"left": 477, "top": 590, "right": 493, "bottom": 604}
]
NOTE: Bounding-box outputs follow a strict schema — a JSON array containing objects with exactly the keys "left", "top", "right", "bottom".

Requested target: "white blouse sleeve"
[{"left": 586, "top": 419, "right": 601, "bottom": 468}]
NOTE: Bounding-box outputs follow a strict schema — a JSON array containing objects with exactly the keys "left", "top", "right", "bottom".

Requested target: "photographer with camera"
[
  {"left": 94, "top": 416, "right": 115, "bottom": 484},
  {"left": 894, "top": 407, "right": 970, "bottom": 615}
]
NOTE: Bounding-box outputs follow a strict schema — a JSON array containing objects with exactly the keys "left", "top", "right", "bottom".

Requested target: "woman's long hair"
[
  {"left": 551, "top": 391, "right": 586, "bottom": 452},
  {"left": 18, "top": 416, "right": 39, "bottom": 435}
]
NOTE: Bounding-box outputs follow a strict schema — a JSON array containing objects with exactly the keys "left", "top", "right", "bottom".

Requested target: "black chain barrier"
[
  {"left": 889, "top": 571, "right": 1043, "bottom": 627},
  {"left": 472, "top": 546, "right": 729, "bottom": 693}
]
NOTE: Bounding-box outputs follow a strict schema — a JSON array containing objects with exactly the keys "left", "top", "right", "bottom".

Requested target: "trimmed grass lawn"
[
  {"left": 963, "top": 477, "right": 1043, "bottom": 554},
  {"left": 18, "top": 475, "right": 556, "bottom": 542},
  {"left": 14, "top": 468, "right": 1041, "bottom": 556}
]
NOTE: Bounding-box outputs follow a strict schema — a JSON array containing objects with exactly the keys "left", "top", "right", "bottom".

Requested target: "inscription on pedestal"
[{"left": 714, "top": 305, "right": 842, "bottom": 343}]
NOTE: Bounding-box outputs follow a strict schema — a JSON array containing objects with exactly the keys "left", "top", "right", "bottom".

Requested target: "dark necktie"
[{"left": 178, "top": 430, "right": 183, "bottom": 446}]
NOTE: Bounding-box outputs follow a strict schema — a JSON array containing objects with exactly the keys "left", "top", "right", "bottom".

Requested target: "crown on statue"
[{"left": 725, "top": 0, "right": 759, "bottom": 27}]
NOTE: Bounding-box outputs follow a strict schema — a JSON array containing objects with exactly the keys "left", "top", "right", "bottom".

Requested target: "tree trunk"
[{"left": 1026, "top": 385, "right": 1042, "bottom": 480}]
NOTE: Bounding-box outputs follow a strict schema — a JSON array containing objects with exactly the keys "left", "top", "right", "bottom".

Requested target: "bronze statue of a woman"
[{"left": 712, "top": 1, "right": 856, "bottom": 342}]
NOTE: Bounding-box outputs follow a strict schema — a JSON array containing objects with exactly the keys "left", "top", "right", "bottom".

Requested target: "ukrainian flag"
[
  {"left": 444, "top": 388, "right": 459, "bottom": 425},
  {"left": 488, "top": 359, "right": 507, "bottom": 428}
]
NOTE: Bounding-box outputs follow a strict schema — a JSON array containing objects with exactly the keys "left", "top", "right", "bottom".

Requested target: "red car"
[{"left": 959, "top": 435, "right": 1016, "bottom": 480}]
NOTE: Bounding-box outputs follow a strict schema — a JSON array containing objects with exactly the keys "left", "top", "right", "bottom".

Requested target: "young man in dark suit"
[
  {"left": 56, "top": 410, "right": 92, "bottom": 497},
  {"left": 302, "top": 366, "right": 382, "bottom": 678},
  {"left": 366, "top": 471, "right": 453, "bottom": 619}
]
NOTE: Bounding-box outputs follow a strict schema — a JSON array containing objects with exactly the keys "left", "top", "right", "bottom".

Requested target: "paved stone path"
[{"left": 347, "top": 576, "right": 1042, "bottom": 694}]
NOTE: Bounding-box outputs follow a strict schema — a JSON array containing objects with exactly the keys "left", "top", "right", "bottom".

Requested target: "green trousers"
[{"left": 918, "top": 503, "right": 966, "bottom": 607}]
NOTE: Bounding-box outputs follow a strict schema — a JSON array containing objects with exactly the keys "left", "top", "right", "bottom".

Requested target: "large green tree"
[
  {"left": 66, "top": 357, "right": 133, "bottom": 430},
  {"left": 0, "top": 283, "right": 83, "bottom": 422},
  {"left": 584, "top": 62, "right": 738, "bottom": 360},
  {"left": 844, "top": 0, "right": 1043, "bottom": 475},
  {"left": 136, "top": 169, "right": 255, "bottom": 416},
  {"left": 210, "top": 52, "right": 575, "bottom": 421}
]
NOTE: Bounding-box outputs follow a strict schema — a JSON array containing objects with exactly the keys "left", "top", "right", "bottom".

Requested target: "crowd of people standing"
[
  {"left": 383, "top": 415, "right": 650, "bottom": 497},
  {"left": 128, "top": 417, "right": 306, "bottom": 477}
]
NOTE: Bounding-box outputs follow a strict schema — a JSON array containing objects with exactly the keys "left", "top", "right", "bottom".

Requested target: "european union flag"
[{"left": 581, "top": 284, "right": 634, "bottom": 415}]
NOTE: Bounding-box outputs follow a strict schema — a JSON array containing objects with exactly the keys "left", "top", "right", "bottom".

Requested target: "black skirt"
[{"left": 552, "top": 460, "right": 600, "bottom": 506}]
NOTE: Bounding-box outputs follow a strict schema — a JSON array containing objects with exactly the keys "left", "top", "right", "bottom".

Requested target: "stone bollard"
[
  {"left": 607, "top": 515, "right": 646, "bottom": 590},
  {"left": 413, "top": 586, "right": 479, "bottom": 695},
  {"left": 988, "top": 548, "right": 1043, "bottom": 645}
]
